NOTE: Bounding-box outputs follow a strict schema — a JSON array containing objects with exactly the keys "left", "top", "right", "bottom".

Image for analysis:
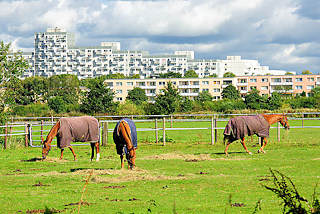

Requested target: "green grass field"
[{"left": 0, "top": 119, "right": 319, "bottom": 213}]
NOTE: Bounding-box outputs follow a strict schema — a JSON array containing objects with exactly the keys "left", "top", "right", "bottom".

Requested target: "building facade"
[
  {"left": 22, "top": 27, "right": 293, "bottom": 79},
  {"left": 104, "top": 75, "right": 320, "bottom": 102}
]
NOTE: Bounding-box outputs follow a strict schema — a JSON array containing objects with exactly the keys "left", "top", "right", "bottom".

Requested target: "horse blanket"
[
  {"left": 113, "top": 118, "right": 137, "bottom": 156},
  {"left": 57, "top": 116, "right": 99, "bottom": 149},
  {"left": 223, "top": 115, "right": 270, "bottom": 142}
]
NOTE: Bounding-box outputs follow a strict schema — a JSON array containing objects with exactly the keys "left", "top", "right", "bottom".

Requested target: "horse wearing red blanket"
[{"left": 223, "top": 114, "right": 289, "bottom": 156}]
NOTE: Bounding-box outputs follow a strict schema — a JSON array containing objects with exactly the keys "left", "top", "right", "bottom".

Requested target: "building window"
[
  {"left": 202, "top": 81, "right": 209, "bottom": 85},
  {"left": 272, "top": 78, "right": 281, "bottom": 83},
  {"left": 295, "top": 85, "right": 302, "bottom": 90},
  {"left": 296, "top": 78, "right": 303, "bottom": 82},
  {"left": 250, "top": 78, "right": 257, "bottom": 83},
  {"left": 250, "top": 86, "right": 257, "bottom": 90},
  {"left": 127, "top": 82, "right": 133, "bottom": 86},
  {"left": 261, "top": 78, "right": 268, "bottom": 83},
  {"left": 239, "top": 79, "right": 247, "bottom": 83},
  {"left": 116, "top": 89, "right": 122, "bottom": 94},
  {"left": 116, "top": 82, "right": 122, "bottom": 86},
  {"left": 307, "top": 85, "right": 314, "bottom": 90},
  {"left": 213, "top": 81, "right": 220, "bottom": 85},
  {"left": 261, "top": 86, "right": 268, "bottom": 90},
  {"left": 116, "top": 97, "right": 123, "bottom": 101},
  {"left": 307, "top": 77, "right": 314, "bottom": 82},
  {"left": 202, "top": 88, "right": 209, "bottom": 92},
  {"left": 213, "top": 88, "right": 220, "bottom": 92}
]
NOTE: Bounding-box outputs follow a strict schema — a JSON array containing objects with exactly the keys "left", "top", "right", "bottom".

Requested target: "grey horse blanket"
[
  {"left": 223, "top": 115, "right": 270, "bottom": 142},
  {"left": 113, "top": 118, "right": 137, "bottom": 156},
  {"left": 57, "top": 116, "right": 99, "bottom": 149}
]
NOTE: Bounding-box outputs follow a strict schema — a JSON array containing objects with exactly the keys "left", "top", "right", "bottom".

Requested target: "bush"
[
  {"left": 116, "top": 101, "right": 145, "bottom": 115},
  {"left": 11, "top": 104, "right": 51, "bottom": 116}
]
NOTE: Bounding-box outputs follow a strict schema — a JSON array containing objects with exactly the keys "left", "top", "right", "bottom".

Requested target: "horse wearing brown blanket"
[
  {"left": 42, "top": 116, "right": 100, "bottom": 161},
  {"left": 223, "top": 114, "right": 289, "bottom": 156}
]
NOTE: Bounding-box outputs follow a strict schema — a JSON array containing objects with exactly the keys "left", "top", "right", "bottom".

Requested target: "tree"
[
  {"left": 223, "top": 72, "right": 236, "bottom": 78},
  {"left": 105, "top": 73, "right": 126, "bottom": 79},
  {"left": 46, "top": 74, "right": 80, "bottom": 105},
  {"left": 0, "top": 41, "right": 28, "bottom": 123},
  {"left": 80, "top": 77, "right": 117, "bottom": 114},
  {"left": 195, "top": 91, "right": 213, "bottom": 103},
  {"left": 159, "top": 72, "right": 182, "bottom": 78},
  {"left": 178, "top": 97, "right": 193, "bottom": 112},
  {"left": 302, "top": 70, "right": 312, "bottom": 75},
  {"left": 221, "top": 85, "right": 240, "bottom": 100},
  {"left": 267, "top": 92, "right": 282, "bottom": 110},
  {"left": 151, "top": 82, "right": 182, "bottom": 115},
  {"left": 0, "top": 41, "right": 28, "bottom": 86},
  {"left": 127, "top": 87, "right": 148, "bottom": 105},
  {"left": 244, "top": 89, "right": 264, "bottom": 110},
  {"left": 48, "top": 96, "right": 67, "bottom": 113},
  {"left": 184, "top": 70, "right": 198, "bottom": 78}
]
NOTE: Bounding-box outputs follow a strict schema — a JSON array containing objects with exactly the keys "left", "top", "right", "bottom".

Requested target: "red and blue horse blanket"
[
  {"left": 113, "top": 118, "right": 137, "bottom": 156},
  {"left": 223, "top": 115, "right": 270, "bottom": 142}
]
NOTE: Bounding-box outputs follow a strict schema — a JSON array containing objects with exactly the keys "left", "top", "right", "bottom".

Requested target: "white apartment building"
[{"left": 22, "top": 28, "right": 292, "bottom": 79}]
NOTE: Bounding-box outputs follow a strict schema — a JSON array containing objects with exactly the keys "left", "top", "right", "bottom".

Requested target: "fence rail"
[{"left": 1, "top": 113, "right": 320, "bottom": 149}]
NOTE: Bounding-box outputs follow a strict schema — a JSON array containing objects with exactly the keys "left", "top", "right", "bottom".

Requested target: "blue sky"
[{"left": 1, "top": 0, "right": 320, "bottom": 73}]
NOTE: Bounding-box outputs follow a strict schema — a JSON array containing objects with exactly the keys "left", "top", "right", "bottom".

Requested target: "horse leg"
[
  {"left": 258, "top": 137, "right": 268, "bottom": 153},
  {"left": 60, "top": 149, "right": 64, "bottom": 160},
  {"left": 224, "top": 141, "right": 232, "bottom": 156},
  {"left": 90, "top": 143, "right": 95, "bottom": 161},
  {"left": 95, "top": 142, "right": 100, "bottom": 162},
  {"left": 69, "top": 146, "right": 77, "bottom": 161},
  {"left": 240, "top": 137, "right": 252, "bottom": 155},
  {"left": 120, "top": 155, "right": 124, "bottom": 169}
]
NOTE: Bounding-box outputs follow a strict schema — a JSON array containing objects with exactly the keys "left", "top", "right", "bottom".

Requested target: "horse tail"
[{"left": 117, "top": 120, "right": 132, "bottom": 146}]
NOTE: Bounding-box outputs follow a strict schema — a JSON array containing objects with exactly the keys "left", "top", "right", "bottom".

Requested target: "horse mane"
[
  {"left": 261, "top": 114, "right": 286, "bottom": 125},
  {"left": 44, "top": 121, "right": 60, "bottom": 146}
]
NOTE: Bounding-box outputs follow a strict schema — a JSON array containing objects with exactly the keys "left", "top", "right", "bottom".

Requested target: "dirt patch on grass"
[
  {"left": 143, "top": 153, "right": 246, "bottom": 161},
  {"left": 70, "top": 168, "right": 193, "bottom": 183}
]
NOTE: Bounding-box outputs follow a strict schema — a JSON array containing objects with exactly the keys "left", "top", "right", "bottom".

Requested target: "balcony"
[
  {"left": 270, "top": 82, "right": 293, "bottom": 86},
  {"left": 180, "top": 92, "right": 199, "bottom": 96},
  {"left": 237, "top": 82, "right": 248, "bottom": 86},
  {"left": 139, "top": 85, "right": 157, "bottom": 89},
  {"left": 270, "top": 89, "right": 294, "bottom": 93},
  {"left": 178, "top": 85, "right": 200, "bottom": 89}
]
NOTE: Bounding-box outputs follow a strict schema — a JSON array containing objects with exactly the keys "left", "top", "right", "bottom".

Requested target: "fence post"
[
  {"left": 4, "top": 122, "right": 8, "bottom": 149},
  {"left": 102, "top": 122, "right": 108, "bottom": 146},
  {"left": 25, "top": 123, "right": 29, "bottom": 147},
  {"left": 163, "top": 117, "right": 166, "bottom": 146},
  {"left": 211, "top": 117, "right": 214, "bottom": 145},
  {"left": 277, "top": 122, "right": 280, "bottom": 142},
  {"left": 155, "top": 119, "right": 158, "bottom": 144},
  {"left": 301, "top": 114, "right": 304, "bottom": 128},
  {"left": 214, "top": 117, "right": 218, "bottom": 143},
  {"left": 28, "top": 124, "right": 33, "bottom": 146},
  {"left": 170, "top": 115, "right": 173, "bottom": 128},
  {"left": 41, "top": 120, "right": 44, "bottom": 144}
]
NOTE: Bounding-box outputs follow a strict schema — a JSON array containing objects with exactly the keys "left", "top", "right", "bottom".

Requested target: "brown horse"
[
  {"left": 223, "top": 114, "right": 289, "bottom": 156},
  {"left": 113, "top": 118, "right": 137, "bottom": 169},
  {"left": 42, "top": 116, "right": 100, "bottom": 161}
]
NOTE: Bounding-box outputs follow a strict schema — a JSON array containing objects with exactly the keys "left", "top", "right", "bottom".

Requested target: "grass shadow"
[{"left": 21, "top": 157, "right": 43, "bottom": 162}]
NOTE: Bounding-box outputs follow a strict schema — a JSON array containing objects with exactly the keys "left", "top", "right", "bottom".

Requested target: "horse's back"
[{"left": 224, "top": 115, "right": 270, "bottom": 141}]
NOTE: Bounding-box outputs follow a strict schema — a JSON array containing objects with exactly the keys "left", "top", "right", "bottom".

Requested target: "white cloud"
[{"left": 0, "top": 0, "right": 319, "bottom": 73}]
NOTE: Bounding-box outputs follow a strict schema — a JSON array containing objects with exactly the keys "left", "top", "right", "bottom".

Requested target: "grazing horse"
[
  {"left": 113, "top": 118, "right": 137, "bottom": 169},
  {"left": 42, "top": 116, "right": 100, "bottom": 161},
  {"left": 223, "top": 114, "right": 289, "bottom": 156}
]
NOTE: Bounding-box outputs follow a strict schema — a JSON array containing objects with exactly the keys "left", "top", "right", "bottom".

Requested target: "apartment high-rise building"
[{"left": 22, "top": 28, "right": 293, "bottom": 79}]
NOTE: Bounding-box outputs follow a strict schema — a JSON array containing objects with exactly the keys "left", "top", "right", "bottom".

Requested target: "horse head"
[
  {"left": 126, "top": 147, "right": 136, "bottom": 170},
  {"left": 279, "top": 114, "right": 290, "bottom": 130},
  {"left": 42, "top": 141, "right": 51, "bottom": 159}
]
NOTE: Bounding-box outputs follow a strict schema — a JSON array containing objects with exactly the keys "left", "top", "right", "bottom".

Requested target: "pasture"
[{"left": 0, "top": 118, "right": 319, "bottom": 213}]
